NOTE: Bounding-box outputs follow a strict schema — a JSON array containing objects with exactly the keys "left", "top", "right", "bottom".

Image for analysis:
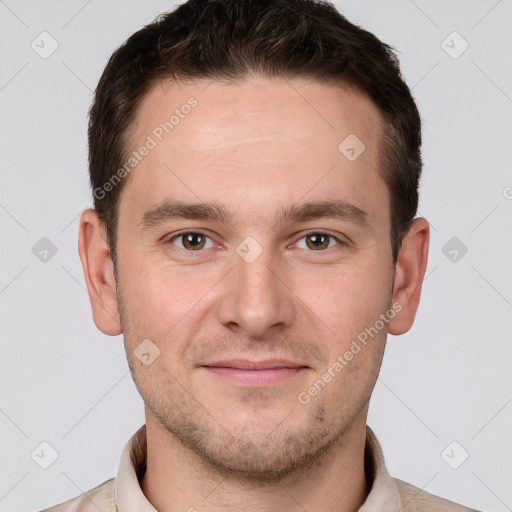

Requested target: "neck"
[{"left": 140, "top": 412, "right": 370, "bottom": 512}]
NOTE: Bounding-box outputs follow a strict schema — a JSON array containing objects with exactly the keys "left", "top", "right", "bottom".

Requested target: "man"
[{"left": 43, "top": 0, "right": 479, "bottom": 510}]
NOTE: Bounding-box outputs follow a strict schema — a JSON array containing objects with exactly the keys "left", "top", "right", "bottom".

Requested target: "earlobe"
[
  {"left": 388, "top": 217, "right": 430, "bottom": 336},
  {"left": 78, "top": 208, "right": 122, "bottom": 336}
]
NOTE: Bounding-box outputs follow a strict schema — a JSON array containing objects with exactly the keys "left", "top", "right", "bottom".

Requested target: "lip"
[
  {"left": 204, "top": 359, "right": 306, "bottom": 370},
  {"left": 201, "top": 359, "right": 308, "bottom": 387}
]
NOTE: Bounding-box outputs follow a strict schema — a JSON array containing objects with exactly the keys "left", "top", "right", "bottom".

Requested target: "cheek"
[
  {"left": 296, "top": 263, "right": 390, "bottom": 339},
  {"left": 119, "top": 243, "right": 194, "bottom": 314}
]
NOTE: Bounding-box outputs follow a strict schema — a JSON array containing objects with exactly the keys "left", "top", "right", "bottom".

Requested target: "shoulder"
[
  {"left": 39, "top": 478, "right": 115, "bottom": 512},
  {"left": 395, "top": 478, "right": 481, "bottom": 512}
]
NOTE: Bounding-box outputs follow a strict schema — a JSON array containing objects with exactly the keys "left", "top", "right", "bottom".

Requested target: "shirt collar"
[
  {"left": 114, "top": 424, "right": 155, "bottom": 512},
  {"left": 114, "top": 424, "right": 402, "bottom": 511},
  {"left": 359, "top": 426, "right": 402, "bottom": 511}
]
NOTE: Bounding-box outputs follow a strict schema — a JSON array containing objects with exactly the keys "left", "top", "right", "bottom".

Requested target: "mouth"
[{"left": 200, "top": 359, "right": 309, "bottom": 387}]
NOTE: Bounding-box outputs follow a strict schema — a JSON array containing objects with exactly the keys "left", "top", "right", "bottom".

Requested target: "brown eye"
[
  {"left": 170, "top": 232, "right": 213, "bottom": 251},
  {"left": 293, "top": 232, "right": 343, "bottom": 252},
  {"left": 305, "top": 233, "right": 332, "bottom": 250},
  {"left": 182, "top": 233, "right": 205, "bottom": 250}
]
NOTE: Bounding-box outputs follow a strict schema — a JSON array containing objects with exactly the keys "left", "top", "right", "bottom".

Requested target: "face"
[{"left": 100, "top": 77, "right": 402, "bottom": 479}]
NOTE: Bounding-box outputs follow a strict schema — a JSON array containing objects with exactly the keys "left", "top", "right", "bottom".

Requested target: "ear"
[
  {"left": 388, "top": 217, "right": 430, "bottom": 335},
  {"left": 78, "top": 208, "right": 122, "bottom": 336}
]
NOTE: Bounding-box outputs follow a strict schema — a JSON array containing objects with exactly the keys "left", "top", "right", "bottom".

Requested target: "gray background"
[{"left": 1, "top": 1, "right": 511, "bottom": 511}]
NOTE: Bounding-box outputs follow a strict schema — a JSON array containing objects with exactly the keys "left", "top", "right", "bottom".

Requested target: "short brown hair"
[{"left": 88, "top": 0, "right": 422, "bottom": 269}]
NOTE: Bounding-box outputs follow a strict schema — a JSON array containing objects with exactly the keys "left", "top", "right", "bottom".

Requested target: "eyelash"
[{"left": 165, "top": 231, "right": 345, "bottom": 254}]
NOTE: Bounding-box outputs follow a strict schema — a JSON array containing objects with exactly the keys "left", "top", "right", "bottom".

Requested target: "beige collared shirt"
[{"left": 41, "top": 425, "right": 479, "bottom": 512}]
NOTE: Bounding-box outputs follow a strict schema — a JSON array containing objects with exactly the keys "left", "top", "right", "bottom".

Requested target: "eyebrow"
[{"left": 138, "top": 198, "right": 369, "bottom": 231}]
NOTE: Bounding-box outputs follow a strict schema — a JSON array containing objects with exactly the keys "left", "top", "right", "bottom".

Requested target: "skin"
[{"left": 78, "top": 77, "right": 429, "bottom": 512}]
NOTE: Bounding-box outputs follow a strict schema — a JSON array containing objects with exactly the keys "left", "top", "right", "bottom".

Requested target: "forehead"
[
  {"left": 133, "top": 77, "right": 382, "bottom": 150},
  {"left": 119, "top": 77, "right": 387, "bottom": 227}
]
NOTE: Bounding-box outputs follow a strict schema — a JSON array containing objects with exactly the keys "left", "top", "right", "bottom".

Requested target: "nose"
[{"left": 216, "top": 242, "right": 296, "bottom": 338}]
